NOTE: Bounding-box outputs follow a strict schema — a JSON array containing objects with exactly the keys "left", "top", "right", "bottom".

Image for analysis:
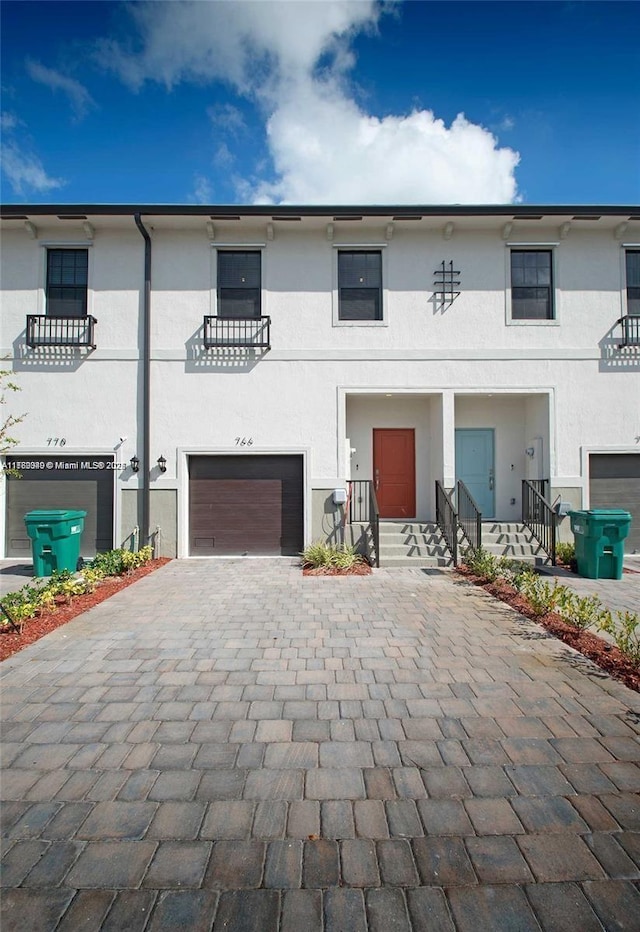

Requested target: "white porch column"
[{"left": 442, "top": 390, "right": 456, "bottom": 489}]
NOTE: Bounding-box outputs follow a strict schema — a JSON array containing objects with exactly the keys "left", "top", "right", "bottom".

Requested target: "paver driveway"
[{"left": 1, "top": 559, "right": 639, "bottom": 931}]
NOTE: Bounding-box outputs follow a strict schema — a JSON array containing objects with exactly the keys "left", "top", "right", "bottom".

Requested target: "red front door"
[{"left": 373, "top": 428, "right": 416, "bottom": 518}]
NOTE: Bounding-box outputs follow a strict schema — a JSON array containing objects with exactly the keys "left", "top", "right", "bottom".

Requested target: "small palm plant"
[{"left": 301, "top": 541, "right": 366, "bottom": 570}]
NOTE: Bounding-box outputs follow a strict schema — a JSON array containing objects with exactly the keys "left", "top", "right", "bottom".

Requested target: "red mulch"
[
  {"left": 456, "top": 566, "right": 640, "bottom": 693},
  {"left": 303, "top": 564, "right": 372, "bottom": 576},
  {"left": 0, "top": 558, "right": 171, "bottom": 662}
]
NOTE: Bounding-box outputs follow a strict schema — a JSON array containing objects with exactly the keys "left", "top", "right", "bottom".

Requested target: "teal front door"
[{"left": 455, "top": 428, "right": 495, "bottom": 518}]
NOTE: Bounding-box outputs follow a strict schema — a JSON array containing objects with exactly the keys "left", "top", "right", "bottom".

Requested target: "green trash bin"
[
  {"left": 568, "top": 509, "right": 632, "bottom": 580},
  {"left": 23, "top": 510, "right": 87, "bottom": 577}
]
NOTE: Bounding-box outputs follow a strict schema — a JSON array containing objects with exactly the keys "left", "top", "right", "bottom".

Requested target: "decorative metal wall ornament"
[{"left": 433, "top": 259, "right": 461, "bottom": 308}]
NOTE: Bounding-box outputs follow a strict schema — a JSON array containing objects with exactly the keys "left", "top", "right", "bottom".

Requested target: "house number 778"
[
  {"left": 235, "top": 437, "right": 254, "bottom": 446},
  {"left": 47, "top": 438, "right": 67, "bottom": 446}
]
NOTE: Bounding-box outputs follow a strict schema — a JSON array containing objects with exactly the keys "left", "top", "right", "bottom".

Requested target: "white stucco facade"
[{"left": 1, "top": 205, "right": 639, "bottom": 558}]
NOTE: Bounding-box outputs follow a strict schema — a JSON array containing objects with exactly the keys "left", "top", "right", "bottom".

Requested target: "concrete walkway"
[{"left": 1, "top": 559, "right": 639, "bottom": 931}]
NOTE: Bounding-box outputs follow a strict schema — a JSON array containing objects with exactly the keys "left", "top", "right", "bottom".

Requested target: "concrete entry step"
[
  {"left": 480, "top": 522, "right": 548, "bottom": 563},
  {"left": 376, "top": 521, "right": 453, "bottom": 567}
]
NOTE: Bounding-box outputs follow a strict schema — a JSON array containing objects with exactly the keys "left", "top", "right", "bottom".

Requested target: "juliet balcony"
[
  {"left": 617, "top": 314, "right": 640, "bottom": 348},
  {"left": 26, "top": 315, "right": 97, "bottom": 349},
  {"left": 203, "top": 316, "right": 271, "bottom": 351}
]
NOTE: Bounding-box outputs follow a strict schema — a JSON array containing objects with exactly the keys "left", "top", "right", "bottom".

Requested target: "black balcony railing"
[
  {"left": 26, "top": 315, "right": 97, "bottom": 348},
  {"left": 618, "top": 315, "right": 640, "bottom": 347},
  {"left": 203, "top": 316, "right": 271, "bottom": 349}
]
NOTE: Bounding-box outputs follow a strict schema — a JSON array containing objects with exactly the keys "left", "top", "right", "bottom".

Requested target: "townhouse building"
[{"left": 1, "top": 204, "right": 638, "bottom": 564}]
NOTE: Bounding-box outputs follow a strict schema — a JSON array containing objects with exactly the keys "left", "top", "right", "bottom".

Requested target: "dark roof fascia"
[{"left": 0, "top": 204, "right": 637, "bottom": 220}]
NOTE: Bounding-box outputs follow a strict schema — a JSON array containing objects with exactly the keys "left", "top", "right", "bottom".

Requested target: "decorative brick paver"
[{"left": 1, "top": 558, "right": 639, "bottom": 930}]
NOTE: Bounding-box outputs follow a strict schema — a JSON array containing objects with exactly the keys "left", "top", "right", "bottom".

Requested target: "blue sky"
[{"left": 1, "top": 1, "right": 638, "bottom": 205}]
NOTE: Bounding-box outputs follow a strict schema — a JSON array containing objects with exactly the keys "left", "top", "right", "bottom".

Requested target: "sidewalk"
[{"left": 1, "top": 559, "right": 639, "bottom": 931}]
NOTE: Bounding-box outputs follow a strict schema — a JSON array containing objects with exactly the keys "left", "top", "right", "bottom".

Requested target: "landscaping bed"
[
  {"left": 301, "top": 541, "right": 371, "bottom": 576},
  {"left": 303, "top": 564, "right": 372, "bottom": 576},
  {"left": 1, "top": 554, "right": 170, "bottom": 662},
  {"left": 457, "top": 559, "right": 640, "bottom": 693}
]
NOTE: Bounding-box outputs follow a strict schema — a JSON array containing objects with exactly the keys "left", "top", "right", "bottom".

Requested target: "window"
[
  {"left": 46, "top": 249, "right": 88, "bottom": 317},
  {"left": 338, "top": 251, "right": 382, "bottom": 321},
  {"left": 626, "top": 250, "right": 640, "bottom": 316},
  {"left": 510, "top": 249, "right": 553, "bottom": 320},
  {"left": 217, "top": 251, "right": 261, "bottom": 318}
]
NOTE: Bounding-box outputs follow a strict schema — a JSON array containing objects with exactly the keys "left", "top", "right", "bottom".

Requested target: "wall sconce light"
[
  {"left": 525, "top": 447, "right": 535, "bottom": 458},
  {"left": 130, "top": 455, "right": 140, "bottom": 473},
  {"left": 157, "top": 455, "right": 167, "bottom": 473}
]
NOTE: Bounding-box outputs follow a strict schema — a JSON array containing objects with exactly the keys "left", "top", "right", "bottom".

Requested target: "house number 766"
[{"left": 235, "top": 437, "right": 253, "bottom": 446}]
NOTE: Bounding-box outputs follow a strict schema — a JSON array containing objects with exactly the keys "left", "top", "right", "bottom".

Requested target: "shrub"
[
  {"left": 301, "top": 541, "right": 365, "bottom": 570},
  {"left": 462, "top": 547, "right": 500, "bottom": 582},
  {"left": 50, "top": 571, "right": 86, "bottom": 603},
  {"left": 89, "top": 546, "right": 153, "bottom": 576},
  {"left": 555, "top": 590, "right": 603, "bottom": 629},
  {"left": 91, "top": 549, "right": 127, "bottom": 576},
  {"left": 77, "top": 566, "right": 106, "bottom": 593},
  {"left": 516, "top": 574, "right": 564, "bottom": 617},
  {"left": 1, "top": 586, "right": 41, "bottom": 628},
  {"left": 556, "top": 541, "right": 575, "bottom": 565},
  {"left": 598, "top": 610, "right": 640, "bottom": 665}
]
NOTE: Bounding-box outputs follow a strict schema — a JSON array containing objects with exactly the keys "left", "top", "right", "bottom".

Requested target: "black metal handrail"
[
  {"left": 457, "top": 480, "right": 482, "bottom": 553},
  {"left": 204, "top": 316, "right": 271, "bottom": 349},
  {"left": 26, "top": 315, "right": 97, "bottom": 348},
  {"left": 347, "top": 479, "right": 380, "bottom": 568},
  {"left": 369, "top": 483, "right": 380, "bottom": 569},
  {"left": 617, "top": 315, "right": 640, "bottom": 347},
  {"left": 435, "top": 480, "right": 458, "bottom": 565},
  {"left": 528, "top": 478, "right": 550, "bottom": 501},
  {"left": 522, "top": 479, "right": 556, "bottom": 565}
]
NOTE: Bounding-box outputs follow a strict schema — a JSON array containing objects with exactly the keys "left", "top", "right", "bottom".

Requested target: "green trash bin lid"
[
  {"left": 24, "top": 509, "right": 87, "bottom": 523},
  {"left": 25, "top": 510, "right": 72, "bottom": 525}
]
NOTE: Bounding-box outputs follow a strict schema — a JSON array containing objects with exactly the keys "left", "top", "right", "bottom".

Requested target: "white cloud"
[
  {"left": 1, "top": 141, "right": 65, "bottom": 195},
  {"left": 208, "top": 103, "right": 247, "bottom": 136},
  {"left": 213, "top": 143, "right": 235, "bottom": 168},
  {"left": 103, "top": 0, "right": 519, "bottom": 204},
  {"left": 26, "top": 59, "right": 95, "bottom": 119},
  {"left": 101, "top": 0, "right": 379, "bottom": 91},
  {"left": 1, "top": 111, "right": 19, "bottom": 131},
  {"left": 191, "top": 173, "right": 213, "bottom": 204},
  {"left": 254, "top": 78, "right": 519, "bottom": 203}
]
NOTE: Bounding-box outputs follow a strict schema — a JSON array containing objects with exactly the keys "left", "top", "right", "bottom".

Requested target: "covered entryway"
[
  {"left": 589, "top": 453, "right": 640, "bottom": 552},
  {"left": 4, "top": 455, "right": 114, "bottom": 558},
  {"left": 373, "top": 428, "right": 416, "bottom": 519},
  {"left": 188, "top": 454, "right": 303, "bottom": 556}
]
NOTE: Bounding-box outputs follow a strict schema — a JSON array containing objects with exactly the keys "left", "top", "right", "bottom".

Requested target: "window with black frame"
[
  {"left": 46, "top": 249, "right": 88, "bottom": 317},
  {"left": 626, "top": 250, "right": 640, "bottom": 316},
  {"left": 217, "top": 251, "right": 261, "bottom": 318},
  {"left": 510, "top": 249, "right": 554, "bottom": 320},
  {"left": 338, "top": 250, "right": 382, "bottom": 321}
]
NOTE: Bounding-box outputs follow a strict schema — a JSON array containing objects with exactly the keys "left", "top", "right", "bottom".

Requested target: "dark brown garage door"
[
  {"left": 589, "top": 453, "right": 640, "bottom": 553},
  {"left": 189, "top": 455, "right": 303, "bottom": 556},
  {"left": 5, "top": 456, "right": 115, "bottom": 558}
]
